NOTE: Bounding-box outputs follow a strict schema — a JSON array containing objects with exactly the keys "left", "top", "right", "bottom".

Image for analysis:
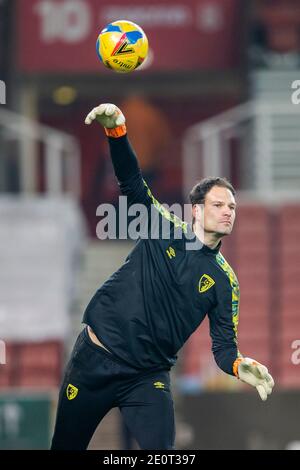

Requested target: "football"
[{"left": 96, "top": 20, "right": 149, "bottom": 73}]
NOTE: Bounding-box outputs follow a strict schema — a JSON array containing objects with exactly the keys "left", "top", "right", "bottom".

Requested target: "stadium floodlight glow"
[{"left": 52, "top": 86, "right": 78, "bottom": 106}]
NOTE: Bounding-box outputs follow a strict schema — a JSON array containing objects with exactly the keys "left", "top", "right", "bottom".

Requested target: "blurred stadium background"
[{"left": 0, "top": 0, "right": 300, "bottom": 450}]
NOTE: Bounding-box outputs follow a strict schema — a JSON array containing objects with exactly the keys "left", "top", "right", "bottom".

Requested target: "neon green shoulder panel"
[
  {"left": 216, "top": 252, "right": 241, "bottom": 354},
  {"left": 143, "top": 180, "right": 188, "bottom": 233}
]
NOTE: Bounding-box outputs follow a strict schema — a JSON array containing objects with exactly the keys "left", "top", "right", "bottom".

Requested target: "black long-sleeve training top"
[{"left": 83, "top": 134, "right": 241, "bottom": 375}]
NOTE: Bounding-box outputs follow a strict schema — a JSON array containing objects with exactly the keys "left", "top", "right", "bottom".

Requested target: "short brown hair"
[{"left": 189, "top": 177, "right": 235, "bottom": 206}]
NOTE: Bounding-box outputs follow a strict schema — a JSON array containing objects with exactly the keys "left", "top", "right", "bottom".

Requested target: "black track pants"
[{"left": 51, "top": 328, "right": 175, "bottom": 450}]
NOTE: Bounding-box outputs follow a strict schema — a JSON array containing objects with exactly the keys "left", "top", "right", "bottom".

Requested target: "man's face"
[{"left": 194, "top": 186, "right": 236, "bottom": 236}]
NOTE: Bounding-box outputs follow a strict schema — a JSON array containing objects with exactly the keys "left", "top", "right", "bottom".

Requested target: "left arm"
[
  {"left": 208, "top": 282, "right": 241, "bottom": 376},
  {"left": 209, "top": 282, "right": 275, "bottom": 400}
]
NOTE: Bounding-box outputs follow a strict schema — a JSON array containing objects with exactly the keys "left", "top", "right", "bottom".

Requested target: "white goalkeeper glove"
[
  {"left": 235, "top": 357, "right": 274, "bottom": 401},
  {"left": 84, "top": 103, "right": 125, "bottom": 128}
]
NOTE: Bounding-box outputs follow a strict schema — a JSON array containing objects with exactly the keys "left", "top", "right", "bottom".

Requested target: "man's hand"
[
  {"left": 85, "top": 103, "right": 125, "bottom": 128},
  {"left": 236, "top": 357, "right": 275, "bottom": 401}
]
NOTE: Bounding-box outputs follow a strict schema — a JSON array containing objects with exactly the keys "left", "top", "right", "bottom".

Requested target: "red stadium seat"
[
  {"left": 239, "top": 297, "right": 271, "bottom": 316},
  {"left": 237, "top": 271, "right": 270, "bottom": 289},
  {"left": 278, "top": 372, "right": 300, "bottom": 388},
  {"left": 235, "top": 250, "right": 270, "bottom": 267},
  {"left": 0, "top": 343, "right": 14, "bottom": 388},
  {"left": 278, "top": 205, "right": 300, "bottom": 227},
  {"left": 19, "top": 341, "right": 63, "bottom": 371},
  {"left": 280, "top": 306, "right": 300, "bottom": 321},
  {"left": 238, "top": 314, "right": 269, "bottom": 338},
  {"left": 0, "top": 340, "right": 64, "bottom": 388},
  {"left": 234, "top": 205, "right": 269, "bottom": 224},
  {"left": 234, "top": 231, "right": 269, "bottom": 250},
  {"left": 18, "top": 372, "right": 60, "bottom": 388},
  {"left": 0, "top": 374, "right": 10, "bottom": 388}
]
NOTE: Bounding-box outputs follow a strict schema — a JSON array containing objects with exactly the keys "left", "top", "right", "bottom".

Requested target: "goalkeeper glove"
[
  {"left": 85, "top": 103, "right": 125, "bottom": 128},
  {"left": 233, "top": 357, "right": 274, "bottom": 401}
]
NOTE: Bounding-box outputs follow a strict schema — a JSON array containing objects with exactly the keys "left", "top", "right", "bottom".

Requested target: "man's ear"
[
  {"left": 192, "top": 204, "right": 197, "bottom": 220},
  {"left": 193, "top": 203, "right": 204, "bottom": 220}
]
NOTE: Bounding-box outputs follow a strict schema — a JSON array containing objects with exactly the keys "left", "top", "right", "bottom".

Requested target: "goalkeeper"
[{"left": 51, "top": 104, "right": 274, "bottom": 450}]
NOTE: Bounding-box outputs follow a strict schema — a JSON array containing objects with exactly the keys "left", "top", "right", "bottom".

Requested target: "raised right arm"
[
  {"left": 85, "top": 103, "right": 187, "bottom": 232},
  {"left": 85, "top": 103, "right": 151, "bottom": 207}
]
